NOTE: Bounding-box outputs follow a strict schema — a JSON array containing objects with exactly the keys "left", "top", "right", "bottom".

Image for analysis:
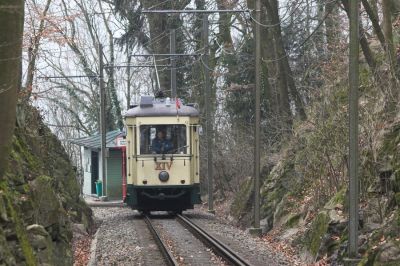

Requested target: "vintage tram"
[{"left": 124, "top": 96, "right": 201, "bottom": 212}]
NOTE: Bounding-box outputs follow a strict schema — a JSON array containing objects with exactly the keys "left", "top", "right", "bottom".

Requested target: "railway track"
[
  {"left": 143, "top": 214, "right": 178, "bottom": 266},
  {"left": 144, "top": 213, "right": 252, "bottom": 266}
]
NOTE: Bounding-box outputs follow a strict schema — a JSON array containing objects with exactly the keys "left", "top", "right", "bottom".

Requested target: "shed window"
[{"left": 139, "top": 125, "right": 187, "bottom": 154}]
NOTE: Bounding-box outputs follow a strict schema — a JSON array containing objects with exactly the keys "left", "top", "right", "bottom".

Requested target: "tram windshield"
[{"left": 139, "top": 125, "right": 187, "bottom": 155}]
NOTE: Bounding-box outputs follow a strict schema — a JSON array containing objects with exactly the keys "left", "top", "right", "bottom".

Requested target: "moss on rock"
[
  {"left": 0, "top": 181, "right": 36, "bottom": 265},
  {"left": 325, "top": 187, "right": 346, "bottom": 209},
  {"left": 0, "top": 106, "right": 93, "bottom": 265},
  {"left": 284, "top": 213, "right": 302, "bottom": 228},
  {"left": 230, "top": 177, "right": 253, "bottom": 221},
  {"left": 394, "top": 193, "right": 400, "bottom": 206}
]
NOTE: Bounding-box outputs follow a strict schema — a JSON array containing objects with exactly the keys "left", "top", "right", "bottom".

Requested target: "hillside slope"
[{"left": 230, "top": 44, "right": 400, "bottom": 264}]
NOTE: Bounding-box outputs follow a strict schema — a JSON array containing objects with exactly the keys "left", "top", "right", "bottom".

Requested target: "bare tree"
[{"left": 23, "top": 0, "right": 52, "bottom": 102}]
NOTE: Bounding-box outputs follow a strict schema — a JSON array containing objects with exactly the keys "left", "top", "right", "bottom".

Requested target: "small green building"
[{"left": 71, "top": 130, "right": 126, "bottom": 200}]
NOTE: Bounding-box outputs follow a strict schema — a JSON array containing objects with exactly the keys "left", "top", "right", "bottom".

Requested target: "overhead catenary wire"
[
  {"left": 37, "top": 75, "right": 98, "bottom": 79},
  {"left": 146, "top": 0, "right": 172, "bottom": 10},
  {"left": 130, "top": 53, "right": 200, "bottom": 57},
  {"left": 25, "top": 0, "right": 339, "bottom": 98},
  {"left": 200, "top": 55, "right": 214, "bottom": 71},
  {"left": 107, "top": 64, "right": 171, "bottom": 69}
]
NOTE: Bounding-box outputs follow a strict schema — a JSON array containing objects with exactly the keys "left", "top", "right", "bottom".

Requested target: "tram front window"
[{"left": 140, "top": 125, "right": 187, "bottom": 154}]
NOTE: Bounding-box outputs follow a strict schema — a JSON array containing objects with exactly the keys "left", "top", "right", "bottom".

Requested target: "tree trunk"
[
  {"left": 0, "top": 0, "right": 24, "bottom": 178},
  {"left": 260, "top": 5, "right": 279, "bottom": 116},
  {"left": 265, "top": 0, "right": 306, "bottom": 122},
  {"left": 98, "top": 0, "right": 123, "bottom": 130},
  {"left": 362, "top": 0, "right": 386, "bottom": 51},
  {"left": 392, "top": 0, "right": 400, "bottom": 17},
  {"left": 216, "top": 0, "right": 234, "bottom": 50},
  {"left": 382, "top": 0, "right": 396, "bottom": 71},
  {"left": 315, "top": 0, "right": 325, "bottom": 56},
  {"left": 140, "top": 0, "right": 189, "bottom": 94},
  {"left": 325, "top": 0, "right": 340, "bottom": 53},
  {"left": 341, "top": 0, "right": 377, "bottom": 73}
]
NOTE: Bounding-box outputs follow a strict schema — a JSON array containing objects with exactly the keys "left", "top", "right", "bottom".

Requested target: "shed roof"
[{"left": 70, "top": 130, "right": 124, "bottom": 149}]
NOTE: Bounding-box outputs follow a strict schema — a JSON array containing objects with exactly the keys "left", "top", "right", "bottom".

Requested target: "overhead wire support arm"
[
  {"left": 141, "top": 9, "right": 251, "bottom": 14},
  {"left": 104, "top": 64, "right": 170, "bottom": 69},
  {"left": 37, "top": 75, "right": 98, "bottom": 79},
  {"left": 130, "top": 53, "right": 200, "bottom": 57}
]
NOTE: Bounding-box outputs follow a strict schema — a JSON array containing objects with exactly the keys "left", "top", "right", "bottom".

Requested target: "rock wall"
[{"left": 0, "top": 106, "right": 93, "bottom": 265}]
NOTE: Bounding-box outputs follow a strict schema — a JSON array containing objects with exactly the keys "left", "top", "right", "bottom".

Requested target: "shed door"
[
  {"left": 107, "top": 149, "right": 122, "bottom": 200},
  {"left": 91, "top": 151, "right": 99, "bottom": 194}
]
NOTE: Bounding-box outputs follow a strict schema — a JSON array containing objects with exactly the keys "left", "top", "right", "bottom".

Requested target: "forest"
[{"left": 1, "top": 0, "right": 400, "bottom": 265}]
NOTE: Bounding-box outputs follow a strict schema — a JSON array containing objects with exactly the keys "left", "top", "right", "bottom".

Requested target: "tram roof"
[{"left": 125, "top": 97, "right": 199, "bottom": 118}]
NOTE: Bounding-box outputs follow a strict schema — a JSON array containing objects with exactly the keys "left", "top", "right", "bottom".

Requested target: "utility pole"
[
  {"left": 249, "top": 0, "right": 262, "bottom": 236},
  {"left": 347, "top": 0, "right": 360, "bottom": 262},
  {"left": 170, "top": 29, "right": 177, "bottom": 98},
  {"left": 126, "top": 40, "right": 132, "bottom": 109},
  {"left": 99, "top": 44, "right": 107, "bottom": 199},
  {"left": 203, "top": 14, "right": 215, "bottom": 214}
]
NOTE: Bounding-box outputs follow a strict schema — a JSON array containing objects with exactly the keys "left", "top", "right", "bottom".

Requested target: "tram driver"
[{"left": 152, "top": 130, "right": 173, "bottom": 154}]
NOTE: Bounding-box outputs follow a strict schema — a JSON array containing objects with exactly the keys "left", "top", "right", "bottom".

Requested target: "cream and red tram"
[{"left": 124, "top": 96, "right": 201, "bottom": 212}]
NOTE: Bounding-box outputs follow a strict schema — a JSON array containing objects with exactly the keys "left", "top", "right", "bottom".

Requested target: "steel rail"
[
  {"left": 143, "top": 215, "right": 178, "bottom": 266},
  {"left": 176, "top": 214, "right": 252, "bottom": 266}
]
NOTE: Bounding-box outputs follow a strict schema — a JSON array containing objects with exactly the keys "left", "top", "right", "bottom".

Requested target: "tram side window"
[{"left": 139, "top": 125, "right": 187, "bottom": 154}]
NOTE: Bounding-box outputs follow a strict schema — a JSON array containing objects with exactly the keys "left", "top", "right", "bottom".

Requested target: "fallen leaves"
[
  {"left": 312, "top": 257, "right": 329, "bottom": 266},
  {"left": 261, "top": 229, "right": 303, "bottom": 266},
  {"left": 73, "top": 234, "right": 92, "bottom": 266}
]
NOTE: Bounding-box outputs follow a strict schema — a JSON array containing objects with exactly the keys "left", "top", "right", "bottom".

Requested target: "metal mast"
[
  {"left": 203, "top": 14, "right": 215, "bottom": 214},
  {"left": 99, "top": 44, "right": 107, "bottom": 198},
  {"left": 348, "top": 0, "right": 360, "bottom": 260},
  {"left": 249, "top": 0, "right": 262, "bottom": 236}
]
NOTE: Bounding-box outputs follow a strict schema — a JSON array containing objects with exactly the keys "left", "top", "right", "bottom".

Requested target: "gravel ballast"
[
  {"left": 185, "top": 209, "right": 294, "bottom": 266},
  {"left": 92, "top": 207, "right": 165, "bottom": 265},
  {"left": 91, "top": 207, "right": 298, "bottom": 265}
]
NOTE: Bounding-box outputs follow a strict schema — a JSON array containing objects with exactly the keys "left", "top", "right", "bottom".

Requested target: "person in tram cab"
[{"left": 152, "top": 130, "right": 173, "bottom": 154}]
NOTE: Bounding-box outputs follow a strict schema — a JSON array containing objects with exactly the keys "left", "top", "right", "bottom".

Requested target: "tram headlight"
[{"left": 159, "top": 171, "right": 169, "bottom": 182}]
